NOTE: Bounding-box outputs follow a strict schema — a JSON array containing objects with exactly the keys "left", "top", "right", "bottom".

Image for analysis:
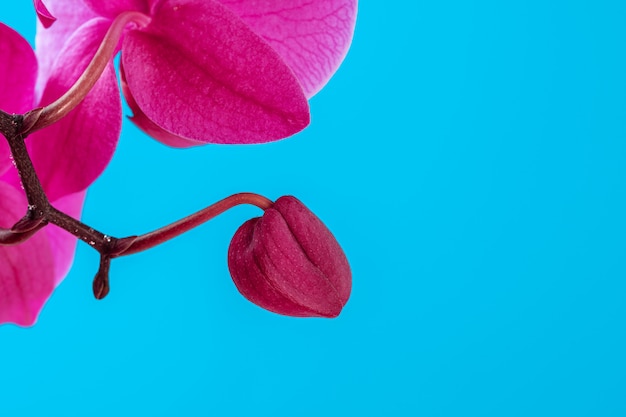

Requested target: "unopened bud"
[{"left": 228, "top": 196, "right": 351, "bottom": 318}]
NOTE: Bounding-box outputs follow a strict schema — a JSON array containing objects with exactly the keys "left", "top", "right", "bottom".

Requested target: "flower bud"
[{"left": 228, "top": 196, "right": 351, "bottom": 318}]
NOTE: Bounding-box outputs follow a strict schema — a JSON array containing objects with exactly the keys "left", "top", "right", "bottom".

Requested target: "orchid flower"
[
  {"left": 0, "top": 23, "right": 84, "bottom": 326},
  {"left": 34, "top": 0, "right": 357, "bottom": 149},
  {"left": 0, "top": 0, "right": 355, "bottom": 324}
]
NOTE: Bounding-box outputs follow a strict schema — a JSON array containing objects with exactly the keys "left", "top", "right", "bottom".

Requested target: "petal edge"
[{"left": 123, "top": 0, "right": 310, "bottom": 145}]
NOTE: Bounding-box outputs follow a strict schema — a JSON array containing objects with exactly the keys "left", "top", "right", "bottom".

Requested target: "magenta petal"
[
  {"left": 0, "top": 182, "right": 55, "bottom": 326},
  {"left": 125, "top": 94, "right": 203, "bottom": 148},
  {"left": 219, "top": 0, "right": 357, "bottom": 98},
  {"left": 35, "top": 0, "right": 98, "bottom": 95},
  {"left": 0, "top": 23, "right": 37, "bottom": 176},
  {"left": 34, "top": 0, "right": 57, "bottom": 28},
  {"left": 120, "top": 63, "right": 201, "bottom": 148},
  {"left": 0, "top": 23, "right": 37, "bottom": 114},
  {"left": 81, "top": 0, "right": 149, "bottom": 18},
  {"left": 123, "top": 0, "right": 310, "bottom": 144},
  {"left": 30, "top": 18, "right": 122, "bottom": 201}
]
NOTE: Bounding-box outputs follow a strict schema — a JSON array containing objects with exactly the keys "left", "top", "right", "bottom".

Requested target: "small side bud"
[
  {"left": 11, "top": 215, "right": 45, "bottom": 233},
  {"left": 20, "top": 108, "right": 44, "bottom": 135},
  {"left": 93, "top": 255, "right": 111, "bottom": 300}
]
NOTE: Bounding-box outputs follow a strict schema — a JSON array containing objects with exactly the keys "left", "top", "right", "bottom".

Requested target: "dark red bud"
[
  {"left": 228, "top": 196, "right": 351, "bottom": 318},
  {"left": 92, "top": 255, "right": 111, "bottom": 300}
]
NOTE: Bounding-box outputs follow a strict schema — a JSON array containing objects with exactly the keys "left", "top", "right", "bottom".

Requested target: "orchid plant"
[{"left": 0, "top": 0, "right": 356, "bottom": 326}]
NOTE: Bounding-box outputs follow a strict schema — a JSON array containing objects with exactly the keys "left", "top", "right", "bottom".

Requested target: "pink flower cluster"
[{"left": 0, "top": 0, "right": 356, "bottom": 325}]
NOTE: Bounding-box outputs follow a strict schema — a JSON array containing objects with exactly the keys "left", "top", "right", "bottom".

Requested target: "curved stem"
[
  {"left": 47, "top": 192, "right": 272, "bottom": 299},
  {"left": 116, "top": 193, "right": 273, "bottom": 256},
  {"left": 24, "top": 11, "right": 152, "bottom": 134}
]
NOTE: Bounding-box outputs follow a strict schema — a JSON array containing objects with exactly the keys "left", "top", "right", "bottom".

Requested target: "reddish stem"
[{"left": 117, "top": 193, "right": 273, "bottom": 256}]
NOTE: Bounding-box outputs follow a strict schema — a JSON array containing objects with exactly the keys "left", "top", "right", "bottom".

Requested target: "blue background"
[{"left": 2, "top": 1, "right": 626, "bottom": 416}]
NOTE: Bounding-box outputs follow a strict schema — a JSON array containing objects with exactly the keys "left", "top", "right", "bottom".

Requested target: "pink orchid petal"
[
  {"left": 123, "top": 0, "right": 310, "bottom": 144},
  {"left": 0, "top": 23, "right": 37, "bottom": 114},
  {"left": 30, "top": 18, "right": 122, "bottom": 201},
  {"left": 0, "top": 23, "right": 37, "bottom": 176},
  {"left": 47, "top": 191, "right": 85, "bottom": 284},
  {"left": 120, "top": 63, "right": 201, "bottom": 148},
  {"left": 0, "top": 167, "right": 19, "bottom": 192},
  {"left": 34, "top": 0, "right": 57, "bottom": 28},
  {"left": 35, "top": 0, "right": 98, "bottom": 96},
  {"left": 219, "top": 0, "right": 357, "bottom": 98},
  {"left": 0, "top": 182, "right": 55, "bottom": 326},
  {"left": 81, "top": 0, "right": 149, "bottom": 18}
]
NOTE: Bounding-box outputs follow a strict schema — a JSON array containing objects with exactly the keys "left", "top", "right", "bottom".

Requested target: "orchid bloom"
[
  {"left": 35, "top": 0, "right": 357, "bottom": 148},
  {"left": 1, "top": 0, "right": 355, "bottom": 323},
  {"left": 0, "top": 23, "right": 84, "bottom": 326}
]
